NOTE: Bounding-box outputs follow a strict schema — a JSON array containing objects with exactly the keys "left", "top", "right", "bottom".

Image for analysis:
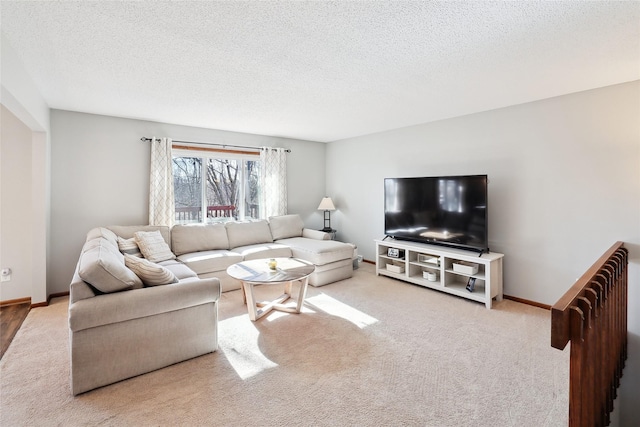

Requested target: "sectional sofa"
[{"left": 68, "top": 214, "right": 355, "bottom": 394}]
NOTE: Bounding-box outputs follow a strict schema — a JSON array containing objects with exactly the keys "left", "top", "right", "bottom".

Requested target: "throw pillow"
[
  {"left": 124, "top": 254, "right": 179, "bottom": 286},
  {"left": 78, "top": 239, "right": 143, "bottom": 293},
  {"left": 117, "top": 236, "right": 142, "bottom": 257},
  {"left": 134, "top": 230, "right": 176, "bottom": 263}
]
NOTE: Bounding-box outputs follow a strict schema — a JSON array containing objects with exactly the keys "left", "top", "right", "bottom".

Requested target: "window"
[{"left": 172, "top": 149, "right": 261, "bottom": 224}]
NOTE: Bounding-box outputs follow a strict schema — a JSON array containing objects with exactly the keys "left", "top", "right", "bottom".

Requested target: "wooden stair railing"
[{"left": 551, "top": 242, "right": 628, "bottom": 427}]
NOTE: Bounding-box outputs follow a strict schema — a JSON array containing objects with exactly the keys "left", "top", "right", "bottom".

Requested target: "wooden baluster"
[
  {"left": 569, "top": 305, "right": 586, "bottom": 427},
  {"left": 590, "top": 282, "right": 608, "bottom": 426},
  {"left": 576, "top": 296, "right": 596, "bottom": 426},
  {"left": 604, "top": 264, "right": 619, "bottom": 399},
  {"left": 619, "top": 249, "right": 628, "bottom": 361},
  {"left": 612, "top": 252, "right": 625, "bottom": 372},
  {"left": 606, "top": 259, "right": 622, "bottom": 394},
  {"left": 585, "top": 287, "right": 604, "bottom": 426}
]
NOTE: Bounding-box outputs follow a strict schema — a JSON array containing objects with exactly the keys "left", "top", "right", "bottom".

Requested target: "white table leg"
[
  {"left": 295, "top": 277, "right": 309, "bottom": 313},
  {"left": 243, "top": 281, "right": 258, "bottom": 321},
  {"left": 284, "top": 280, "right": 293, "bottom": 297}
]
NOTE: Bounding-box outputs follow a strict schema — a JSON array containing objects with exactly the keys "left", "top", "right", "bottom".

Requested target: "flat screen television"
[{"left": 384, "top": 175, "right": 489, "bottom": 253}]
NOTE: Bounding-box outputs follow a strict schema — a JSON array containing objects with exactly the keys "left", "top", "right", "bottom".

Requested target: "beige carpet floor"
[{"left": 0, "top": 263, "right": 569, "bottom": 426}]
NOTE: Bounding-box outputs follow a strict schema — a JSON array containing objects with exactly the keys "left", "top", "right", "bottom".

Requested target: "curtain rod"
[{"left": 140, "top": 137, "right": 291, "bottom": 153}]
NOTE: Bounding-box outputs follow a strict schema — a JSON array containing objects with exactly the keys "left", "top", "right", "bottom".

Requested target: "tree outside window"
[{"left": 173, "top": 152, "right": 261, "bottom": 224}]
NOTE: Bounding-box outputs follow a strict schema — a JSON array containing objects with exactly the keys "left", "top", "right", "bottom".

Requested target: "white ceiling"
[{"left": 1, "top": 1, "right": 638, "bottom": 143}]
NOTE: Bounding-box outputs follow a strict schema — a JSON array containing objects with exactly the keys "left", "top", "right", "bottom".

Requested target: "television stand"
[{"left": 375, "top": 239, "right": 504, "bottom": 309}]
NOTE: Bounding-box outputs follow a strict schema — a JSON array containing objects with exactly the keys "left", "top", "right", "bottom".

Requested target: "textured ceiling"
[{"left": 1, "top": 1, "right": 638, "bottom": 142}]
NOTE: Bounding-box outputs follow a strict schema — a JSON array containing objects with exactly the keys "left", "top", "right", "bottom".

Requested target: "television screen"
[{"left": 384, "top": 175, "right": 488, "bottom": 252}]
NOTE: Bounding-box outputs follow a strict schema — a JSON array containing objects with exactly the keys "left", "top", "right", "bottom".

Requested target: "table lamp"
[{"left": 317, "top": 197, "right": 336, "bottom": 232}]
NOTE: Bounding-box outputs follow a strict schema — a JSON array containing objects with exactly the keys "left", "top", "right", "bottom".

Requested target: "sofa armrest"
[
  {"left": 69, "top": 277, "right": 221, "bottom": 332},
  {"left": 302, "top": 228, "right": 331, "bottom": 240}
]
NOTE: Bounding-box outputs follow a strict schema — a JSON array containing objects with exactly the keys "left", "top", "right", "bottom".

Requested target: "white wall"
[
  {"left": 0, "top": 105, "right": 32, "bottom": 301},
  {"left": 0, "top": 33, "right": 50, "bottom": 304},
  {"left": 49, "top": 110, "right": 326, "bottom": 295},
  {"left": 325, "top": 81, "right": 640, "bottom": 425}
]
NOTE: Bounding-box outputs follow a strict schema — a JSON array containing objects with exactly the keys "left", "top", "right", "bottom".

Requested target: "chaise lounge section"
[{"left": 173, "top": 214, "right": 355, "bottom": 291}]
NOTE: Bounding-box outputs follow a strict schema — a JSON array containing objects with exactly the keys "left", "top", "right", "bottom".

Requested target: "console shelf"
[{"left": 375, "top": 239, "right": 504, "bottom": 309}]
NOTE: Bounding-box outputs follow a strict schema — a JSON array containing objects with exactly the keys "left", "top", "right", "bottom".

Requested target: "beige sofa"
[{"left": 68, "top": 215, "right": 354, "bottom": 395}]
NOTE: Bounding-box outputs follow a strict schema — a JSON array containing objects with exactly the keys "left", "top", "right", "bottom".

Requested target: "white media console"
[{"left": 375, "top": 239, "right": 504, "bottom": 309}]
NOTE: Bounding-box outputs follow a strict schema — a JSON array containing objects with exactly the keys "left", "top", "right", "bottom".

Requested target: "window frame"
[{"left": 172, "top": 145, "right": 261, "bottom": 224}]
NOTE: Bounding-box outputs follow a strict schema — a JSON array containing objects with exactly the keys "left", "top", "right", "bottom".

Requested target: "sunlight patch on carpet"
[
  {"left": 305, "top": 293, "right": 378, "bottom": 328},
  {"left": 218, "top": 315, "right": 278, "bottom": 379}
]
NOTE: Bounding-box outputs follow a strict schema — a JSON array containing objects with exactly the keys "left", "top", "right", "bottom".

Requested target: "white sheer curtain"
[
  {"left": 260, "top": 147, "right": 288, "bottom": 218},
  {"left": 149, "top": 137, "right": 175, "bottom": 227}
]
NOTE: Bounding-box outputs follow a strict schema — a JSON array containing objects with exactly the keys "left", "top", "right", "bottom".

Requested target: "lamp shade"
[{"left": 317, "top": 197, "right": 336, "bottom": 211}]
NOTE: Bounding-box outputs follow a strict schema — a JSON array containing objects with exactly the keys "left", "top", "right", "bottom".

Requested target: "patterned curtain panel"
[
  {"left": 149, "top": 137, "right": 175, "bottom": 227},
  {"left": 260, "top": 147, "right": 288, "bottom": 218}
]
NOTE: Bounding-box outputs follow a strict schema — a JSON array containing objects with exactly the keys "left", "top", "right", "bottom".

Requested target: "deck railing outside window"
[{"left": 175, "top": 205, "right": 236, "bottom": 223}]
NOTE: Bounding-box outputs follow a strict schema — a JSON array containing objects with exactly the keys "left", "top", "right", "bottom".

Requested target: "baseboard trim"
[
  {"left": 31, "top": 301, "right": 48, "bottom": 308},
  {"left": 503, "top": 294, "right": 550, "bottom": 310},
  {"left": 0, "top": 297, "right": 31, "bottom": 308},
  {"left": 3, "top": 292, "right": 72, "bottom": 309},
  {"left": 362, "top": 260, "right": 549, "bottom": 310},
  {"left": 37, "top": 291, "right": 70, "bottom": 308}
]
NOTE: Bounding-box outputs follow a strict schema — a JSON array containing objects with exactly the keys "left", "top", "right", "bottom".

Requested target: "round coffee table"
[{"left": 226, "top": 257, "right": 315, "bottom": 321}]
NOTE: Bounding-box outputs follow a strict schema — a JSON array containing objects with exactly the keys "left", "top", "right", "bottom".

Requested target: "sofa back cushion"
[
  {"left": 108, "top": 225, "right": 171, "bottom": 246},
  {"left": 171, "top": 223, "right": 229, "bottom": 256},
  {"left": 269, "top": 214, "right": 304, "bottom": 240},
  {"left": 78, "top": 238, "right": 143, "bottom": 293},
  {"left": 86, "top": 227, "right": 119, "bottom": 247},
  {"left": 225, "top": 220, "right": 273, "bottom": 249}
]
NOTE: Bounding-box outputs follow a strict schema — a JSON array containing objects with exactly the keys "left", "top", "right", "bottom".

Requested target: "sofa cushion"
[
  {"left": 108, "top": 225, "right": 171, "bottom": 245},
  {"left": 177, "top": 250, "right": 243, "bottom": 275},
  {"left": 117, "top": 236, "right": 142, "bottom": 257},
  {"left": 302, "top": 228, "right": 332, "bottom": 240},
  {"left": 226, "top": 220, "right": 273, "bottom": 249},
  {"left": 158, "top": 259, "right": 199, "bottom": 280},
  {"left": 85, "top": 227, "right": 119, "bottom": 247},
  {"left": 81, "top": 235, "right": 119, "bottom": 254},
  {"left": 78, "top": 238, "right": 143, "bottom": 293},
  {"left": 268, "top": 214, "right": 304, "bottom": 240},
  {"left": 135, "top": 230, "right": 176, "bottom": 263},
  {"left": 232, "top": 243, "right": 293, "bottom": 261},
  {"left": 124, "top": 254, "right": 179, "bottom": 286},
  {"left": 275, "top": 237, "right": 355, "bottom": 265},
  {"left": 171, "top": 223, "right": 229, "bottom": 256}
]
